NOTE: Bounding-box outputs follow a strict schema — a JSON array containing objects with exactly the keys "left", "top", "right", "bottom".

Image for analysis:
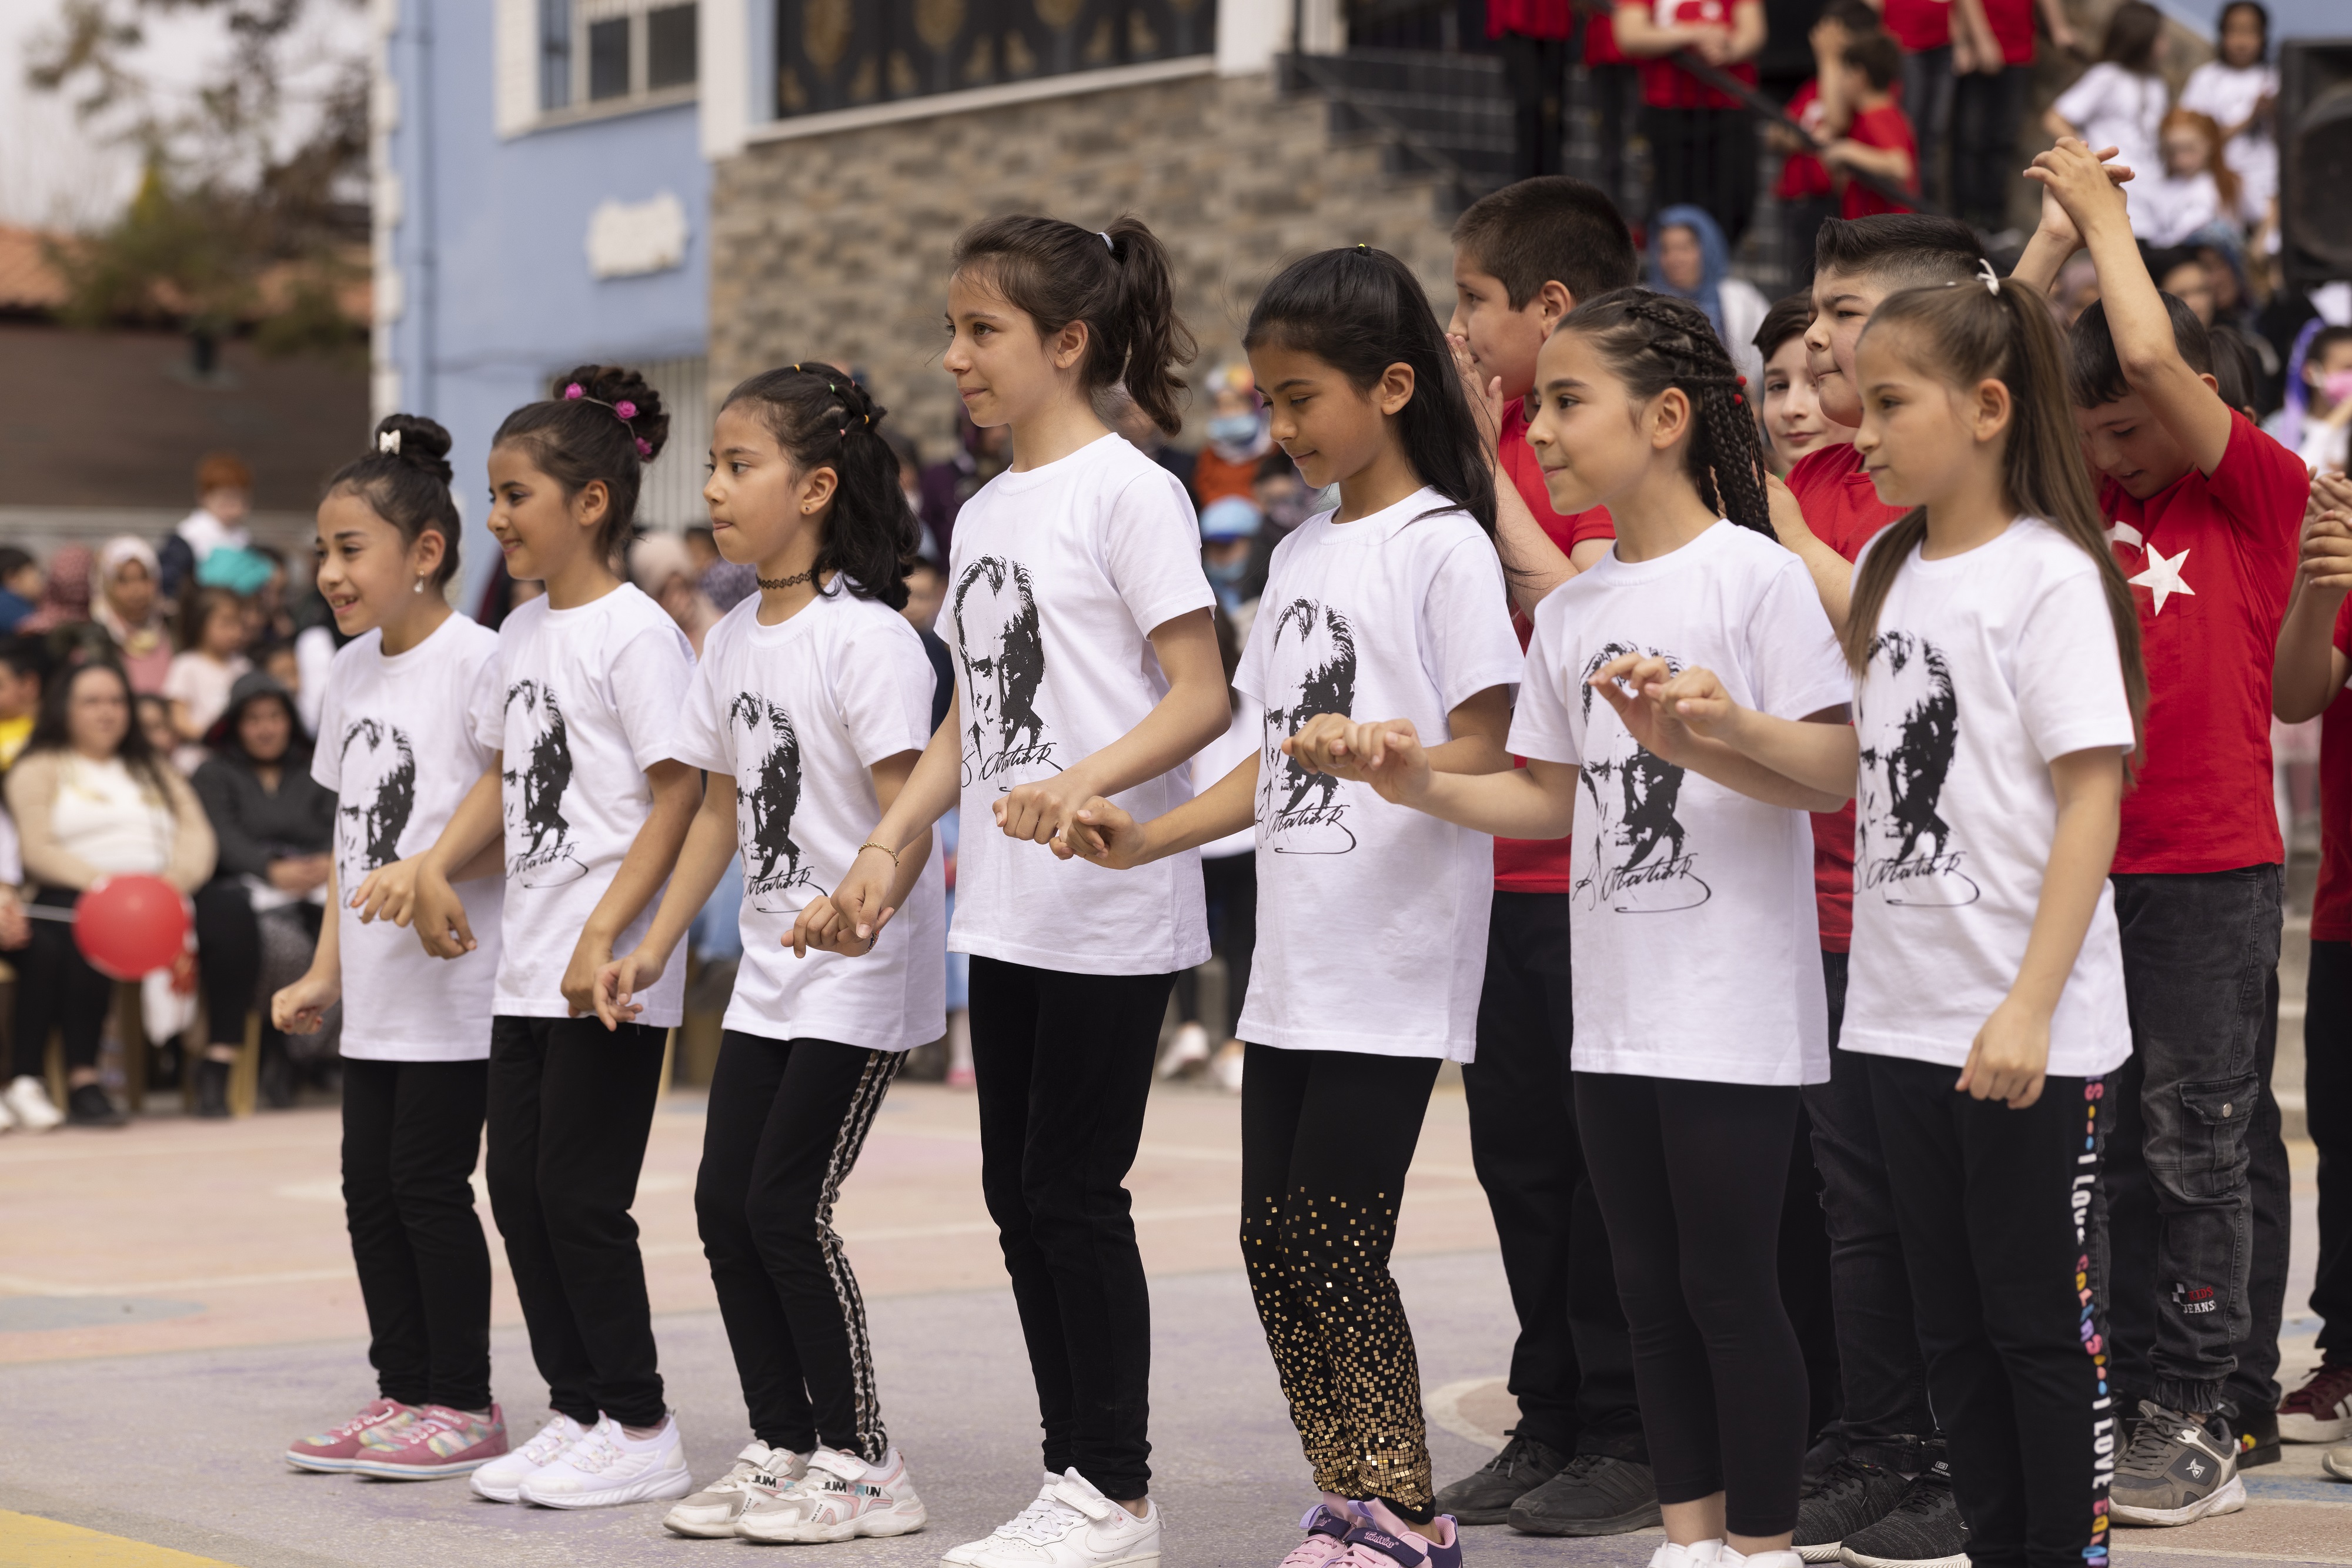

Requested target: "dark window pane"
[
  {"left": 539, "top": 0, "right": 572, "bottom": 109},
  {"left": 588, "top": 16, "right": 631, "bottom": 100},
  {"left": 648, "top": 5, "right": 697, "bottom": 89}
]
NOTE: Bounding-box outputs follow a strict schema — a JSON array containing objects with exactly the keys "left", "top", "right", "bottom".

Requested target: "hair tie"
[
  {"left": 1099, "top": 230, "right": 1114, "bottom": 251},
  {"left": 377, "top": 429, "right": 402, "bottom": 455},
  {"left": 1977, "top": 258, "right": 2001, "bottom": 296},
  {"left": 559, "top": 382, "right": 646, "bottom": 455}
]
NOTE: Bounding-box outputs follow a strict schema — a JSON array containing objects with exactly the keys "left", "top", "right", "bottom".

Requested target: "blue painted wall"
[{"left": 382, "top": 0, "right": 710, "bottom": 613}]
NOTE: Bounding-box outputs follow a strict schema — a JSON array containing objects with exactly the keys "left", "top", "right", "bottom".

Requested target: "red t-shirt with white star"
[
  {"left": 2100, "top": 410, "right": 2303, "bottom": 874},
  {"left": 1790, "top": 443, "right": 1906, "bottom": 952}
]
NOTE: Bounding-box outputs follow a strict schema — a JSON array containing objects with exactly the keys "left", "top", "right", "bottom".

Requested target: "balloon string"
[{"left": 22, "top": 906, "right": 75, "bottom": 922}]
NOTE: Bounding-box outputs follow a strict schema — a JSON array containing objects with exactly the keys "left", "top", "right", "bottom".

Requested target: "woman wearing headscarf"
[
  {"left": 93, "top": 537, "right": 173, "bottom": 695},
  {"left": 1648, "top": 203, "right": 1770, "bottom": 394},
  {"left": 16, "top": 545, "right": 93, "bottom": 636}
]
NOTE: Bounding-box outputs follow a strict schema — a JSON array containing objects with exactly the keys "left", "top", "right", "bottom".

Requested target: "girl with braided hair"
[
  {"left": 590, "top": 363, "right": 940, "bottom": 1543},
  {"left": 1337, "top": 286, "right": 1853, "bottom": 1568}
]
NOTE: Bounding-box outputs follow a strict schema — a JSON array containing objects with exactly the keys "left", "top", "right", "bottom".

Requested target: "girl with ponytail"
[
  {"left": 1593, "top": 270, "right": 2146, "bottom": 1567},
  {"left": 590, "top": 366, "right": 940, "bottom": 1543},
  {"left": 275, "top": 414, "right": 513, "bottom": 1481},
  {"left": 352, "top": 365, "right": 703, "bottom": 1509},
  {"left": 820, "top": 212, "right": 1228, "bottom": 1566},
  {"left": 1344, "top": 286, "right": 1855, "bottom": 1568}
]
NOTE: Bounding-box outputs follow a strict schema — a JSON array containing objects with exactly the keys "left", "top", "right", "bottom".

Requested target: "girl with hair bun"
[
  {"left": 352, "top": 365, "right": 702, "bottom": 1510},
  {"left": 276, "top": 412, "right": 513, "bottom": 1481},
  {"left": 590, "top": 365, "right": 941, "bottom": 1544},
  {"left": 1357, "top": 287, "right": 1852, "bottom": 1568},
  {"left": 822, "top": 213, "right": 1229, "bottom": 1567}
]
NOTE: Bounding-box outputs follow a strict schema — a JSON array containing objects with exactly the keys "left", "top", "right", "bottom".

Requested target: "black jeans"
[
  {"left": 1242, "top": 1044, "right": 1444, "bottom": 1514},
  {"left": 1589, "top": 65, "right": 1639, "bottom": 213},
  {"left": 1950, "top": 66, "right": 2029, "bottom": 232},
  {"left": 1645, "top": 105, "right": 1758, "bottom": 247},
  {"left": 1803, "top": 951, "right": 1936, "bottom": 1468},
  {"left": 968, "top": 957, "right": 1171, "bottom": 1500},
  {"left": 2102, "top": 866, "right": 2281, "bottom": 1413},
  {"left": 2229, "top": 966, "right": 2291, "bottom": 1416},
  {"left": 2310, "top": 942, "right": 2352, "bottom": 1359},
  {"left": 343, "top": 1057, "right": 492, "bottom": 1412},
  {"left": 486, "top": 1014, "right": 669, "bottom": 1429},
  {"left": 11, "top": 888, "right": 108, "bottom": 1076},
  {"left": 1899, "top": 45, "right": 1955, "bottom": 206},
  {"left": 1464, "top": 891, "right": 1643, "bottom": 1460},
  {"left": 1503, "top": 32, "right": 1571, "bottom": 180},
  {"left": 1576, "top": 1071, "right": 1806, "bottom": 1537},
  {"left": 698, "top": 1031, "right": 901, "bottom": 1459},
  {"left": 194, "top": 880, "right": 260, "bottom": 1046},
  {"left": 1872, "top": 1057, "right": 2109, "bottom": 1568}
]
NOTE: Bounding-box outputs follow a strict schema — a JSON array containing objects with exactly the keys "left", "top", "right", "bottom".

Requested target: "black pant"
[
  {"left": 1503, "top": 32, "right": 1571, "bottom": 180},
  {"left": 343, "top": 1057, "right": 492, "bottom": 1411},
  {"left": 1464, "top": 891, "right": 1643, "bottom": 1460},
  {"left": 1950, "top": 66, "right": 2029, "bottom": 232},
  {"left": 1644, "top": 105, "right": 1758, "bottom": 248},
  {"left": 2312, "top": 942, "right": 2352, "bottom": 1359},
  {"left": 1173, "top": 854, "right": 1257, "bottom": 1035},
  {"left": 1242, "top": 1044, "right": 1443, "bottom": 1513},
  {"left": 1899, "top": 45, "right": 1955, "bottom": 207},
  {"left": 1782, "top": 196, "right": 1840, "bottom": 294},
  {"left": 1779, "top": 1102, "right": 1844, "bottom": 1447},
  {"left": 699, "top": 1031, "right": 900, "bottom": 1459},
  {"left": 1872, "top": 1057, "right": 2108, "bottom": 1568},
  {"left": 2229, "top": 965, "right": 2291, "bottom": 1416},
  {"left": 2103, "top": 867, "right": 2280, "bottom": 1413},
  {"left": 1589, "top": 65, "right": 1638, "bottom": 214},
  {"left": 486, "top": 1014, "right": 669, "bottom": 1429},
  {"left": 1576, "top": 1072, "right": 1806, "bottom": 1537},
  {"left": 194, "top": 880, "right": 259, "bottom": 1046},
  {"left": 1804, "top": 951, "right": 1935, "bottom": 1467},
  {"left": 11, "top": 888, "right": 108, "bottom": 1077},
  {"left": 968, "top": 957, "right": 1170, "bottom": 1499}
]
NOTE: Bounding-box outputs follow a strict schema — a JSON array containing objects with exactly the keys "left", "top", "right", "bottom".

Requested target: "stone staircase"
[{"left": 1275, "top": 49, "right": 1517, "bottom": 219}]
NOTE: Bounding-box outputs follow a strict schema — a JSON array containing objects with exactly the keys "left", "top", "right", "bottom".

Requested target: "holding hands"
[
  {"left": 1285, "top": 714, "right": 1434, "bottom": 807},
  {"left": 2301, "top": 479, "right": 2352, "bottom": 595},
  {"left": 2024, "top": 136, "right": 2132, "bottom": 236}
]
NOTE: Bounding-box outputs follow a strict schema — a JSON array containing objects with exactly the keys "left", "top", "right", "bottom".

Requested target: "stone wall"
[{"left": 708, "top": 68, "right": 1460, "bottom": 460}]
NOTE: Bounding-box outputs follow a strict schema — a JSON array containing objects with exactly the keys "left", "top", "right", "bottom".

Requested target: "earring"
[{"left": 413, "top": 576, "right": 426, "bottom": 595}]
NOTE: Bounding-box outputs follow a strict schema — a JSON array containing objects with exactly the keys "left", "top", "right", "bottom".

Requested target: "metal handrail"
[{"left": 1281, "top": 49, "right": 1485, "bottom": 196}]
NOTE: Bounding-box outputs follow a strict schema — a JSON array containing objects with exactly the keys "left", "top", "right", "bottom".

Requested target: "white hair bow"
[
  {"left": 1977, "top": 258, "right": 2001, "bottom": 296},
  {"left": 377, "top": 429, "right": 402, "bottom": 454}
]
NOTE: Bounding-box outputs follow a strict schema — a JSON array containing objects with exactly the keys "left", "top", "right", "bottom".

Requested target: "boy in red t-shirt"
[
  {"left": 1434, "top": 174, "right": 1653, "bottom": 1534},
  {"left": 1770, "top": 0, "right": 1883, "bottom": 289},
  {"left": 2034, "top": 138, "right": 2306, "bottom": 1513},
  {"left": 2266, "top": 472, "right": 2352, "bottom": 1462},
  {"left": 1614, "top": 0, "right": 1766, "bottom": 246},
  {"left": 1820, "top": 32, "right": 1918, "bottom": 220}
]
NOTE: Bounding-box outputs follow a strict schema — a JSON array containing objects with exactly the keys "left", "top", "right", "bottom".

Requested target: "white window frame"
[{"left": 496, "top": 0, "right": 699, "bottom": 138}]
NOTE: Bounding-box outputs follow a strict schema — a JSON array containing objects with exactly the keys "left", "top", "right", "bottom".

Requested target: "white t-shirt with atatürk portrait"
[
  {"left": 1508, "top": 520, "right": 1851, "bottom": 1087},
  {"left": 943, "top": 433, "right": 1215, "bottom": 975},
  {"left": 477, "top": 585, "right": 696, "bottom": 1025}
]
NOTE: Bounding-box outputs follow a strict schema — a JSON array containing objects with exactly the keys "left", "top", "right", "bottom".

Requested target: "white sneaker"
[
  {"left": 946, "top": 1472, "right": 1061, "bottom": 1565},
  {"left": 1210, "top": 1041, "right": 1244, "bottom": 1094},
  {"left": 663, "top": 1440, "right": 801, "bottom": 1538},
  {"left": 1157, "top": 1022, "right": 1211, "bottom": 1078},
  {"left": 0, "top": 1092, "right": 16, "bottom": 1132},
  {"left": 519, "top": 1412, "right": 693, "bottom": 1509},
  {"left": 959, "top": 1469, "right": 1160, "bottom": 1568},
  {"left": 4, "top": 1076, "right": 62, "bottom": 1133},
  {"left": 469, "top": 1411, "right": 587, "bottom": 1502},
  {"left": 737, "top": 1444, "right": 927, "bottom": 1542}
]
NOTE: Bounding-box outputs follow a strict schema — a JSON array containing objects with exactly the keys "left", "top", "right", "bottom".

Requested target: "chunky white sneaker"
[
  {"left": 520, "top": 1412, "right": 693, "bottom": 1509},
  {"left": 663, "top": 1440, "right": 800, "bottom": 1537},
  {"left": 960, "top": 1469, "right": 1159, "bottom": 1567},
  {"left": 469, "top": 1411, "right": 586, "bottom": 1503},
  {"left": 1157, "top": 1022, "right": 1211, "bottom": 1078},
  {"left": 737, "top": 1445, "right": 927, "bottom": 1542},
  {"left": 4, "top": 1075, "right": 63, "bottom": 1133},
  {"left": 945, "top": 1471, "right": 1062, "bottom": 1565}
]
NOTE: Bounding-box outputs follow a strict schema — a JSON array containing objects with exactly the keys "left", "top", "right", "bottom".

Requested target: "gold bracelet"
[{"left": 856, "top": 841, "right": 900, "bottom": 867}]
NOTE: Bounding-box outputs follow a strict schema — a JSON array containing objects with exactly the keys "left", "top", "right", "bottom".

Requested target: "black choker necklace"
[{"left": 758, "top": 568, "right": 817, "bottom": 590}]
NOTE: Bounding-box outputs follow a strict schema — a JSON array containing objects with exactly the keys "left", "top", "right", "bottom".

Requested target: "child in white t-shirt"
[
  {"left": 1066, "top": 245, "right": 1524, "bottom": 1568},
  {"left": 353, "top": 366, "right": 700, "bottom": 1510},
  {"left": 592, "top": 366, "right": 940, "bottom": 1543},
  {"left": 820, "top": 214, "right": 1226, "bottom": 1567},
  {"left": 273, "top": 414, "right": 510, "bottom": 1481},
  {"left": 1626, "top": 275, "right": 2146, "bottom": 1560},
  {"left": 1352, "top": 289, "right": 1849, "bottom": 1568},
  {"left": 2179, "top": 1, "right": 2277, "bottom": 234}
]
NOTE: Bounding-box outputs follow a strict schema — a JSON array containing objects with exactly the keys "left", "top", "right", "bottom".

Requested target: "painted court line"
[{"left": 0, "top": 1508, "right": 232, "bottom": 1566}]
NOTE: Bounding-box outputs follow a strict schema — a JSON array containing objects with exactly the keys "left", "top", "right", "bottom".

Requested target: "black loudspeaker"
[{"left": 2280, "top": 39, "right": 2352, "bottom": 289}]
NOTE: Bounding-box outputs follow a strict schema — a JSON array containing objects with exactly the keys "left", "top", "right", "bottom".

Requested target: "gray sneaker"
[
  {"left": 662, "top": 1441, "right": 803, "bottom": 1537},
  {"left": 2110, "top": 1401, "right": 2247, "bottom": 1527}
]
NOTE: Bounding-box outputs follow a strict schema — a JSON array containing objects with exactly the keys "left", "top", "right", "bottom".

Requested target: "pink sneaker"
[
  {"left": 347, "top": 1403, "right": 509, "bottom": 1480},
  {"left": 1282, "top": 1502, "right": 1364, "bottom": 1567},
  {"left": 285, "top": 1399, "right": 416, "bottom": 1472},
  {"left": 1339, "top": 1501, "right": 1462, "bottom": 1568}
]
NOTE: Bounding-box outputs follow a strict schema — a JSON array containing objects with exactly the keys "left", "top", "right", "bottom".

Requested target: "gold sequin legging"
[{"left": 1239, "top": 1042, "right": 1445, "bottom": 1512}]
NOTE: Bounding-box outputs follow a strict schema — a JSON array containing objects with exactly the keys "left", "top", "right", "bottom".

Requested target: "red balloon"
[{"left": 75, "top": 875, "right": 191, "bottom": 980}]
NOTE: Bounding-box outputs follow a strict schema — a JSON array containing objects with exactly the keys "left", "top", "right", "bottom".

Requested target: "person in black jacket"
[{"left": 190, "top": 672, "right": 335, "bottom": 1115}]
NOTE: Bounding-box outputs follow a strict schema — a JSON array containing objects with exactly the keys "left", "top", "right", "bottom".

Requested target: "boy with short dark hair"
[
  {"left": 1821, "top": 32, "right": 1918, "bottom": 219},
  {"left": 2033, "top": 135, "right": 2307, "bottom": 1525},
  {"left": 1435, "top": 174, "right": 1656, "bottom": 1538}
]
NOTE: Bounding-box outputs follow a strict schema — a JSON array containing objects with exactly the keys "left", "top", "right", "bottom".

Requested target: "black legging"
[
  {"left": 11, "top": 888, "right": 109, "bottom": 1077},
  {"left": 192, "top": 880, "right": 320, "bottom": 1049},
  {"left": 1172, "top": 853, "right": 1257, "bottom": 1033},
  {"left": 1575, "top": 1071, "right": 1806, "bottom": 1538}
]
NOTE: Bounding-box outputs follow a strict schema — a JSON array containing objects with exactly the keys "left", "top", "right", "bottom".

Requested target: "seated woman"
[
  {"left": 189, "top": 673, "right": 333, "bottom": 1116},
  {"left": 3, "top": 660, "right": 215, "bottom": 1130}
]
